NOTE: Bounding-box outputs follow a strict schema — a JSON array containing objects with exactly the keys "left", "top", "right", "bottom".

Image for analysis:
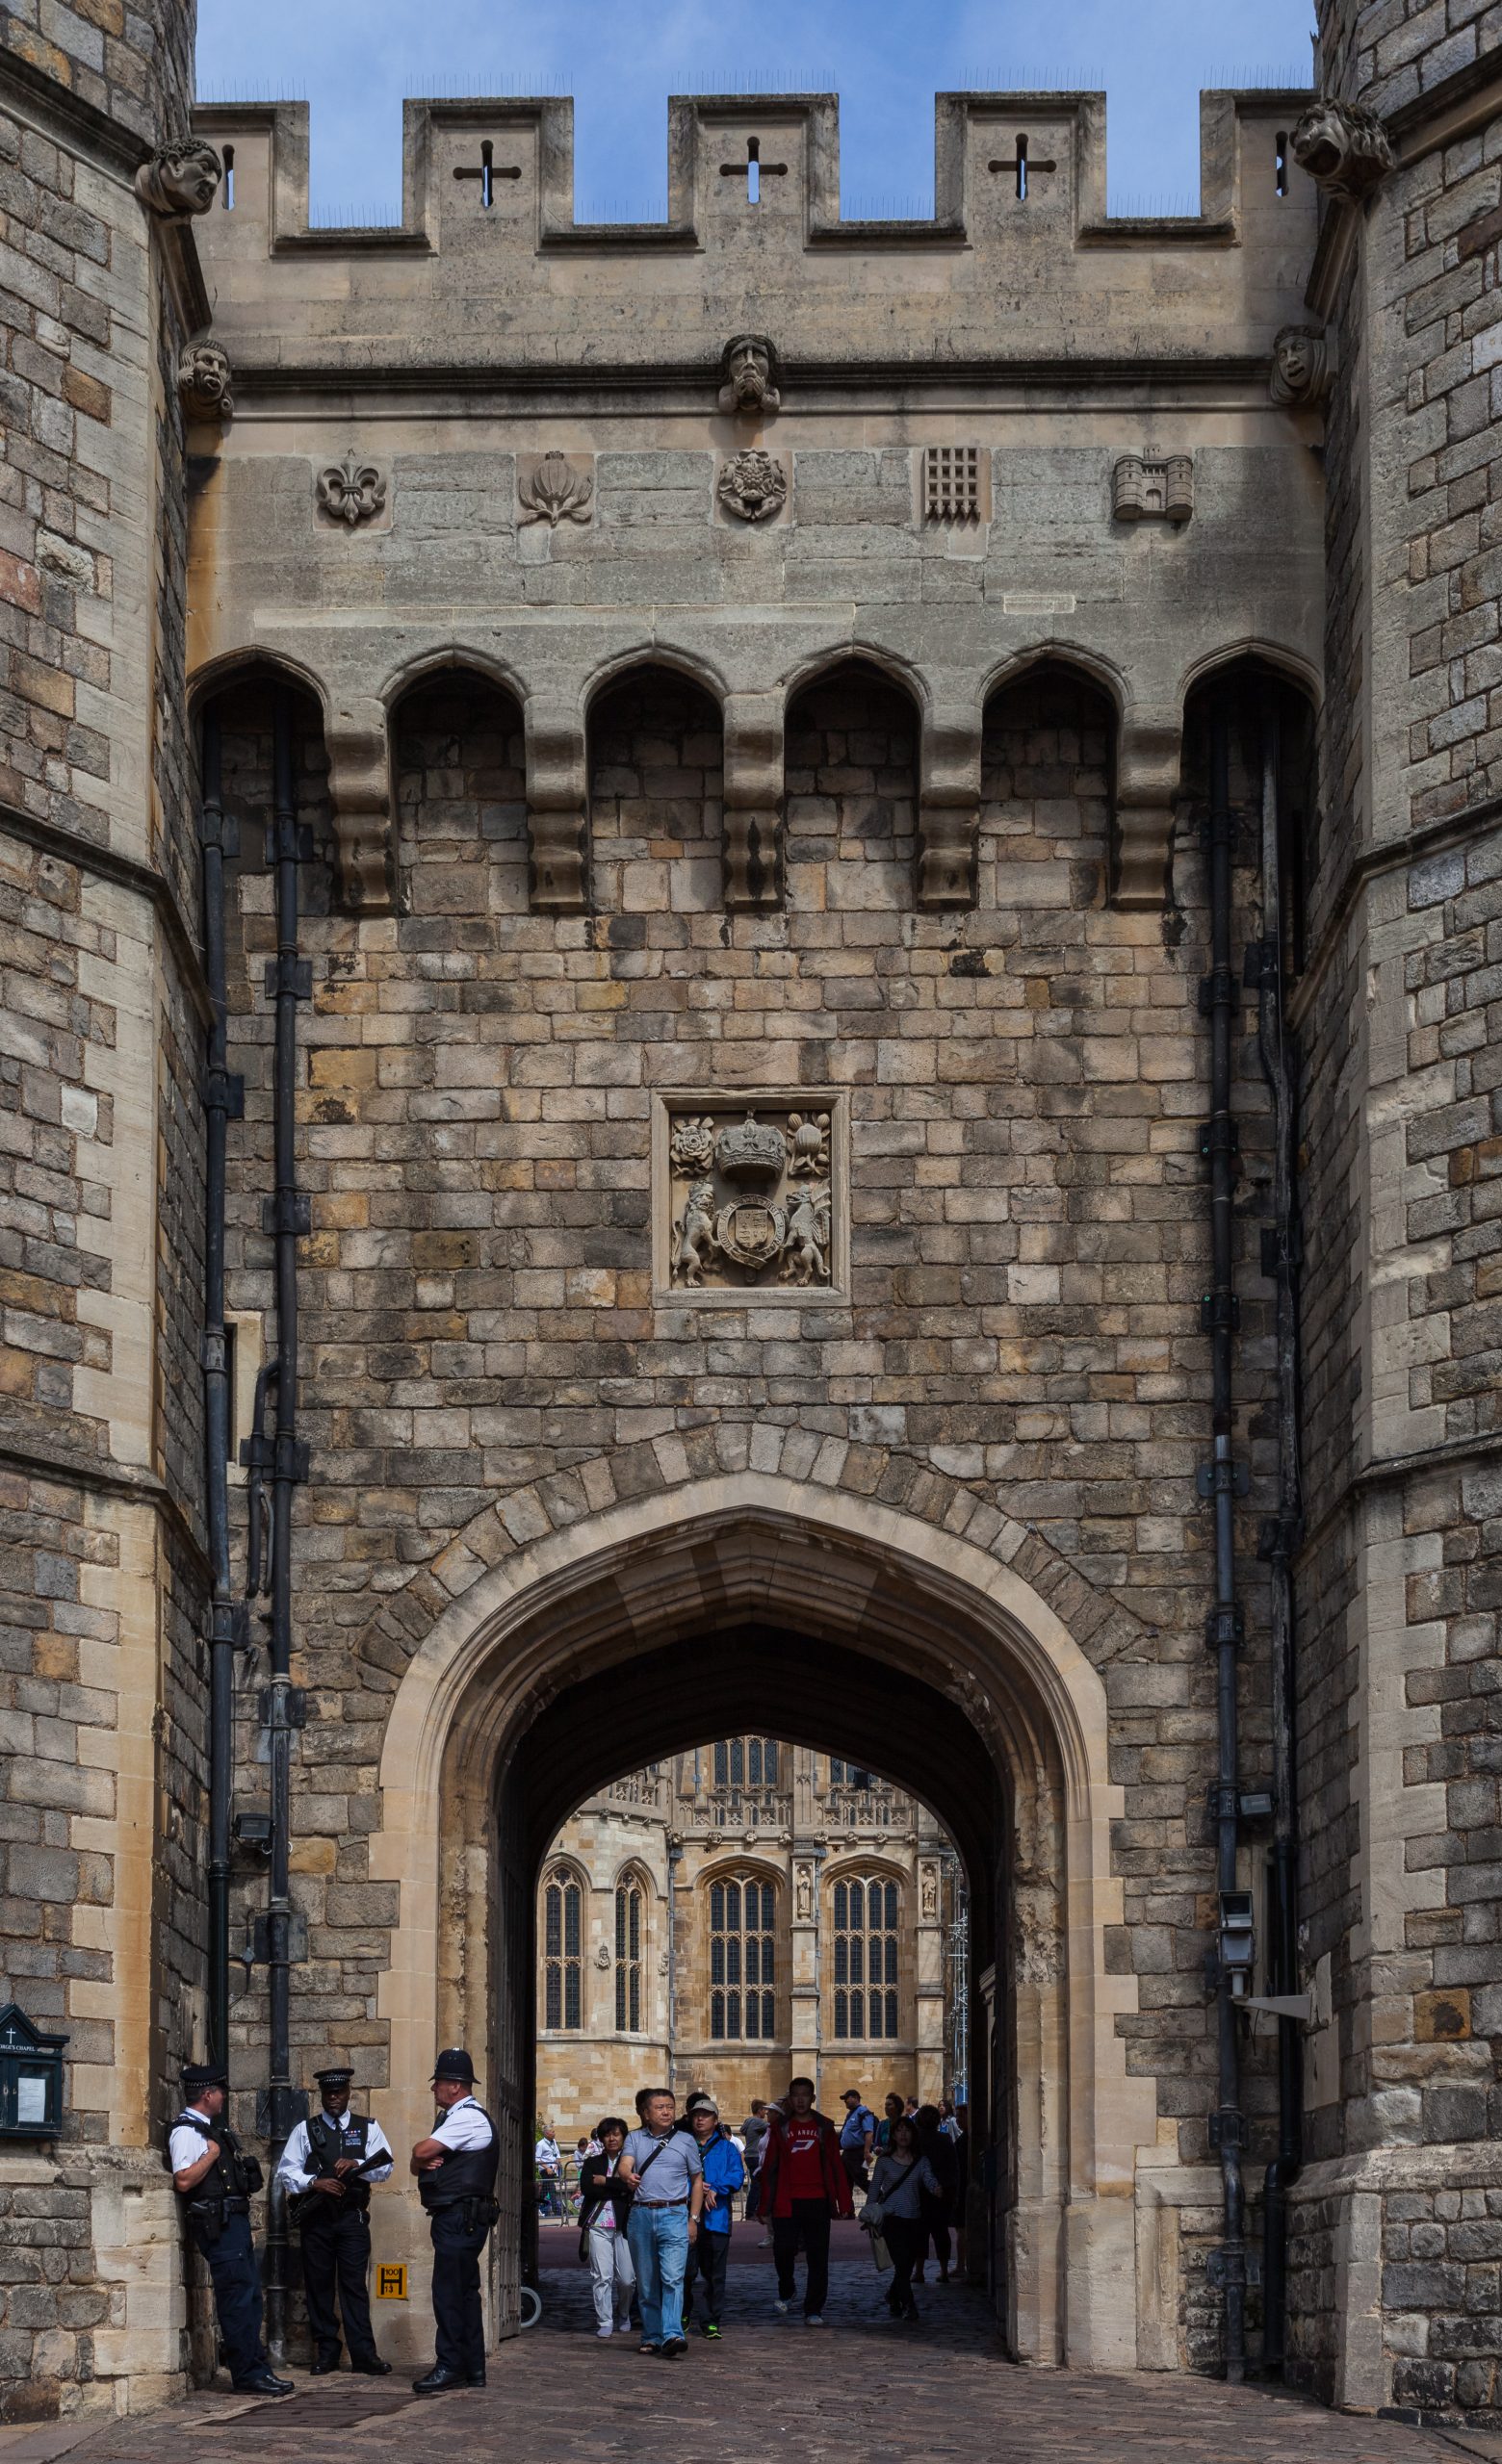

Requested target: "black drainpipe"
[
  {"left": 1200, "top": 693, "right": 1248, "bottom": 2382},
  {"left": 1252, "top": 688, "right": 1305, "bottom": 2374},
  {"left": 256, "top": 686, "right": 310, "bottom": 2357},
  {"left": 199, "top": 705, "right": 245, "bottom": 2067}
]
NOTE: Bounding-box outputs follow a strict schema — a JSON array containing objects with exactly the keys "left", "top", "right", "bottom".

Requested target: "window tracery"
[
  {"left": 709, "top": 1873, "right": 777, "bottom": 2040},
  {"left": 832, "top": 1874, "right": 899, "bottom": 2040}
]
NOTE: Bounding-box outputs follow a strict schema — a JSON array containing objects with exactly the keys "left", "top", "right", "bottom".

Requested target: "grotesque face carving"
[
  {"left": 136, "top": 139, "right": 223, "bottom": 218},
  {"left": 1269, "top": 324, "right": 1329, "bottom": 409},
  {"left": 718, "top": 335, "right": 780, "bottom": 418},
  {"left": 1290, "top": 100, "right": 1393, "bottom": 204},
  {"left": 178, "top": 343, "right": 234, "bottom": 423}
]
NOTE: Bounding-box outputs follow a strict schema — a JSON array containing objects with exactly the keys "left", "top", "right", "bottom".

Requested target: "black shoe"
[
  {"left": 310, "top": 2352, "right": 341, "bottom": 2375},
  {"left": 466, "top": 2373, "right": 486, "bottom": 2387},
  {"left": 235, "top": 2372, "right": 295, "bottom": 2397},
  {"left": 351, "top": 2356, "right": 392, "bottom": 2376},
  {"left": 412, "top": 2366, "right": 469, "bottom": 2395}
]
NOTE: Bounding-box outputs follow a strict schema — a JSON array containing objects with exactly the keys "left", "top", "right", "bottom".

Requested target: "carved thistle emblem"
[
  {"left": 318, "top": 451, "right": 386, "bottom": 528},
  {"left": 519, "top": 451, "right": 594, "bottom": 527},
  {"left": 668, "top": 1106, "right": 833, "bottom": 1291},
  {"left": 717, "top": 449, "right": 788, "bottom": 524}
]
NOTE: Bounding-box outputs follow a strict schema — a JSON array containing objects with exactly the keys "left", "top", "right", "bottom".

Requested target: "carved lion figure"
[
  {"left": 782, "top": 1182, "right": 830, "bottom": 1286},
  {"left": 1290, "top": 99, "right": 1394, "bottom": 204},
  {"left": 674, "top": 1180, "right": 719, "bottom": 1286},
  {"left": 1269, "top": 324, "right": 1330, "bottom": 409},
  {"left": 178, "top": 343, "right": 234, "bottom": 423},
  {"left": 717, "top": 334, "right": 780, "bottom": 419},
  {"left": 135, "top": 139, "right": 223, "bottom": 218}
]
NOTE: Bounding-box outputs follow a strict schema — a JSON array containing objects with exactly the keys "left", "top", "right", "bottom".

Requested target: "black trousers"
[
  {"left": 682, "top": 2226, "right": 729, "bottom": 2325},
  {"left": 192, "top": 2208, "right": 269, "bottom": 2386},
  {"left": 772, "top": 2201, "right": 831, "bottom": 2316},
  {"left": 919, "top": 2191, "right": 951, "bottom": 2272},
  {"left": 300, "top": 2198, "right": 379, "bottom": 2361},
  {"left": 884, "top": 2216, "right": 921, "bottom": 2314},
  {"left": 429, "top": 2205, "right": 489, "bottom": 2378}
]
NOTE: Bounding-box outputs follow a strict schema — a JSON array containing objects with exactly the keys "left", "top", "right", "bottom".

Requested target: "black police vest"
[
  {"left": 172, "top": 2112, "right": 253, "bottom": 2204},
  {"left": 306, "top": 2113, "right": 374, "bottom": 2209},
  {"left": 418, "top": 2104, "right": 499, "bottom": 2211}
]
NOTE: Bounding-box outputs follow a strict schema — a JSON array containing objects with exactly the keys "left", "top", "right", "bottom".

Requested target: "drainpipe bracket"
[
  {"left": 257, "top": 2083, "right": 310, "bottom": 2137},
  {"left": 202, "top": 1065, "right": 245, "bottom": 1117},
  {"left": 1203, "top": 1601, "right": 1246, "bottom": 1647},
  {"left": 1257, "top": 1511, "right": 1305, "bottom": 1561},
  {"left": 261, "top": 1192, "right": 312, "bottom": 1239},
  {"left": 1208, "top": 2107, "right": 1247, "bottom": 2153},
  {"left": 1197, "top": 1464, "right": 1250, "bottom": 1502},
  {"left": 1197, "top": 965, "right": 1239, "bottom": 1015},
  {"left": 1198, "top": 1115, "right": 1240, "bottom": 1161},
  {"left": 209, "top": 1600, "right": 250, "bottom": 1650},
  {"left": 257, "top": 1684, "right": 309, "bottom": 1729},
  {"left": 1199, "top": 1291, "right": 1242, "bottom": 1333},
  {"left": 263, "top": 956, "right": 313, "bottom": 1001},
  {"left": 262, "top": 818, "right": 315, "bottom": 869},
  {"left": 1207, "top": 2246, "right": 1260, "bottom": 2287},
  {"left": 198, "top": 807, "right": 240, "bottom": 859}
]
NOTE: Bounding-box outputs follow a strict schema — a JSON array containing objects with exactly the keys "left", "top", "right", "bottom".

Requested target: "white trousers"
[{"left": 588, "top": 2224, "right": 635, "bottom": 2329}]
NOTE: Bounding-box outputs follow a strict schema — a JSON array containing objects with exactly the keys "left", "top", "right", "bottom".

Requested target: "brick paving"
[{"left": 42, "top": 2241, "right": 1466, "bottom": 2464}]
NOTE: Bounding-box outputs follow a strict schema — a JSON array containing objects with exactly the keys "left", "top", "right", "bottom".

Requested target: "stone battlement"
[{"left": 190, "top": 89, "right": 1316, "bottom": 378}]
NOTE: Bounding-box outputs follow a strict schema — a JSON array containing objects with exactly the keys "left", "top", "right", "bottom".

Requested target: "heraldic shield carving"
[{"left": 658, "top": 1096, "right": 844, "bottom": 1299}]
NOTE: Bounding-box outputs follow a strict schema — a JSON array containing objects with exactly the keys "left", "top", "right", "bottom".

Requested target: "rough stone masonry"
[{"left": 2, "top": 0, "right": 1502, "bottom": 2431}]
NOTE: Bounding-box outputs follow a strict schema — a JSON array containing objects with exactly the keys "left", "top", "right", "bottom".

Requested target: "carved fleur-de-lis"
[{"left": 317, "top": 451, "right": 386, "bottom": 528}]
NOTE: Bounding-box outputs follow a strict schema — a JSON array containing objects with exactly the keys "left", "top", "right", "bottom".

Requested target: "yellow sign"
[{"left": 376, "top": 2263, "right": 408, "bottom": 2301}]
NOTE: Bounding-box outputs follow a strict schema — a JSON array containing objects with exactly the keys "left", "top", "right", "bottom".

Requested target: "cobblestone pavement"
[{"left": 20, "top": 2246, "right": 1470, "bottom": 2464}]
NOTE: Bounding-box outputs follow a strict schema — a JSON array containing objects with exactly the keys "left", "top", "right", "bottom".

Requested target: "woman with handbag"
[
  {"left": 578, "top": 2118, "right": 635, "bottom": 2337},
  {"left": 860, "top": 2116, "right": 943, "bottom": 2323}
]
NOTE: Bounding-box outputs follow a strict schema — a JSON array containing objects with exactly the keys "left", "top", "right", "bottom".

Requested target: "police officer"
[
  {"left": 169, "top": 2061, "right": 292, "bottom": 2399},
  {"left": 408, "top": 2047, "right": 498, "bottom": 2395},
  {"left": 274, "top": 2065, "right": 394, "bottom": 2375}
]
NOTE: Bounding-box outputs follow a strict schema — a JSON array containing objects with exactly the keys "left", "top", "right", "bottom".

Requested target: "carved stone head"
[
  {"left": 1290, "top": 99, "right": 1393, "bottom": 204},
  {"left": 718, "top": 334, "right": 780, "bottom": 418},
  {"left": 135, "top": 139, "right": 223, "bottom": 218},
  {"left": 178, "top": 342, "right": 234, "bottom": 423},
  {"left": 1269, "top": 324, "right": 1330, "bottom": 408}
]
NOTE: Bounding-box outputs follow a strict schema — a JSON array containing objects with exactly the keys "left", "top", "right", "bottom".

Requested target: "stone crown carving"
[
  {"left": 178, "top": 342, "right": 233, "bottom": 424},
  {"left": 1113, "top": 453, "right": 1193, "bottom": 524},
  {"left": 718, "top": 334, "right": 780, "bottom": 418},
  {"left": 718, "top": 449, "right": 787, "bottom": 524},
  {"left": 519, "top": 451, "right": 593, "bottom": 526},
  {"left": 1269, "top": 324, "right": 1331, "bottom": 409},
  {"left": 135, "top": 139, "right": 222, "bottom": 218},
  {"left": 318, "top": 451, "right": 386, "bottom": 528},
  {"left": 1291, "top": 99, "right": 1394, "bottom": 204}
]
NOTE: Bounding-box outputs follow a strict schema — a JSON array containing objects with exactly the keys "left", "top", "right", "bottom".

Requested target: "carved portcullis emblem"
[{"left": 660, "top": 1096, "right": 844, "bottom": 1299}]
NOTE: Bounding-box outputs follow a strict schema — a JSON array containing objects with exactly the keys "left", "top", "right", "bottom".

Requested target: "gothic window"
[
  {"left": 614, "top": 1870, "right": 645, "bottom": 2034},
  {"left": 712, "top": 1737, "right": 778, "bottom": 1787},
  {"left": 830, "top": 1758, "right": 873, "bottom": 1788},
  {"left": 542, "top": 1865, "right": 583, "bottom": 2032},
  {"left": 709, "top": 1874, "right": 777, "bottom": 2041},
  {"left": 832, "top": 1876, "right": 900, "bottom": 2041}
]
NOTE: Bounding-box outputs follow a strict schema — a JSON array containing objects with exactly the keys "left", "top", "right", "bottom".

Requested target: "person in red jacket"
[{"left": 760, "top": 2077, "right": 853, "bottom": 2324}]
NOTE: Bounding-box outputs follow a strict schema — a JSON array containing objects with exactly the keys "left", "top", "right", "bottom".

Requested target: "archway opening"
[
  {"left": 784, "top": 657, "right": 920, "bottom": 904},
  {"left": 586, "top": 662, "right": 725, "bottom": 913},
  {"left": 390, "top": 663, "right": 529, "bottom": 915}
]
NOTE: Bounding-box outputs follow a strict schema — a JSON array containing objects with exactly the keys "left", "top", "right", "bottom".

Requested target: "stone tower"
[{"left": 0, "top": 0, "right": 217, "bottom": 2420}]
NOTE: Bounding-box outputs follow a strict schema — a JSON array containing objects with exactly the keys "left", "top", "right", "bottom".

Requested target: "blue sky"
[{"left": 195, "top": 0, "right": 1317, "bottom": 227}]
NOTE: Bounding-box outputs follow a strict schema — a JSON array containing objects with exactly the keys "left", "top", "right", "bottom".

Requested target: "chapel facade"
[
  {"left": 534, "top": 1744, "right": 964, "bottom": 2141},
  {"left": 4, "top": 0, "right": 1502, "bottom": 2430}
]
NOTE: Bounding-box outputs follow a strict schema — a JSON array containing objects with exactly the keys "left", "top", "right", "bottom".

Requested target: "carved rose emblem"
[
  {"left": 318, "top": 451, "right": 386, "bottom": 528},
  {"left": 668, "top": 1115, "right": 715, "bottom": 1175},
  {"left": 718, "top": 449, "right": 787, "bottom": 524},
  {"left": 519, "top": 452, "right": 594, "bottom": 527}
]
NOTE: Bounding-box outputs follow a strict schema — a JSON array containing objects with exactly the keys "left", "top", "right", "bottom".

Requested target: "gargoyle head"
[
  {"left": 718, "top": 334, "right": 780, "bottom": 418},
  {"left": 136, "top": 138, "right": 223, "bottom": 218}
]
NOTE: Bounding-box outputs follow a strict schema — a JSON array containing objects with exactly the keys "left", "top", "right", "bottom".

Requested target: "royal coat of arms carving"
[{"left": 661, "top": 1100, "right": 841, "bottom": 1296}]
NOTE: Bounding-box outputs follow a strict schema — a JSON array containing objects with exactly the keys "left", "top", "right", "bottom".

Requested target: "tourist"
[
  {"left": 618, "top": 2088, "right": 704, "bottom": 2357},
  {"left": 912, "top": 2103, "right": 957, "bottom": 2286},
  {"left": 874, "top": 2090, "right": 905, "bottom": 2154},
  {"left": 863, "top": 2114, "right": 943, "bottom": 2323},
  {"left": 838, "top": 2087, "right": 876, "bottom": 2195},
  {"left": 760, "top": 2077, "right": 852, "bottom": 2325},
  {"left": 741, "top": 2097, "right": 769, "bottom": 2233},
  {"left": 535, "top": 2121, "right": 563, "bottom": 2219},
  {"left": 578, "top": 2117, "right": 635, "bottom": 2337},
  {"left": 950, "top": 2103, "right": 971, "bottom": 2273},
  {"left": 679, "top": 2094, "right": 744, "bottom": 2338}
]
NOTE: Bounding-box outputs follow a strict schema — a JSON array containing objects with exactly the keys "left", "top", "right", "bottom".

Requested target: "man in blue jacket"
[{"left": 679, "top": 2094, "right": 744, "bottom": 2339}]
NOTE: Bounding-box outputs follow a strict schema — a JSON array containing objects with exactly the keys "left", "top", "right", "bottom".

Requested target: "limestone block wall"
[{"left": 0, "top": 0, "right": 208, "bottom": 2425}]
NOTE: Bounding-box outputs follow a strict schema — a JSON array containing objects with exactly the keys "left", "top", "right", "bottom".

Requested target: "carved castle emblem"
[
  {"left": 318, "top": 451, "right": 386, "bottom": 528},
  {"left": 519, "top": 451, "right": 594, "bottom": 526},
  {"left": 667, "top": 1106, "right": 833, "bottom": 1290},
  {"left": 718, "top": 449, "right": 788, "bottom": 524}
]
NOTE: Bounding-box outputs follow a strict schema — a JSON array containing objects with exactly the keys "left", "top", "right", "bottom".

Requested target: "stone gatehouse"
[{"left": 4, "top": 0, "right": 1502, "bottom": 2430}]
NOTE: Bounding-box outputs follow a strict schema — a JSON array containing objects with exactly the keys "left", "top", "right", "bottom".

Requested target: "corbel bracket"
[
  {"left": 917, "top": 708, "right": 981, "bottom": 910},
  {"left": 1113, "top": 710, "right": 1183, "bottom": 910},
  {"left": 722, "top": 694, "right": 783, "bottom": 910},
  {"left": 527, "top": 702, "right": 588, "bottom": 911},
  {"left": 326, "top": 699, "right": 395, "bottom": 912}
]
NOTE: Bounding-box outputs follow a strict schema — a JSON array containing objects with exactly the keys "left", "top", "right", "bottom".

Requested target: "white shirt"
[
  {"left": 535, "top": 2136, "right": 561, "bottom": 2169},
  {"left": 432, "top": 2094, "right": 494, "bottom": 2153},
  {"left": 169, "top": 2106, "right": 222, "bottom": 2178},
  {"left": 274, "top": 2108, "right": 395, "bottom": 2194}
]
